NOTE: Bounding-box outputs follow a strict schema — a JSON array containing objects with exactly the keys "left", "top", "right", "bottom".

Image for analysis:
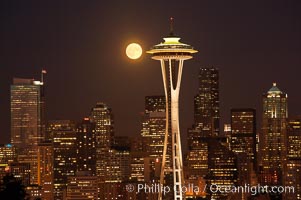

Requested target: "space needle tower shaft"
[{"left": 147, "top": 18, "right": 197, "bottom": 200}]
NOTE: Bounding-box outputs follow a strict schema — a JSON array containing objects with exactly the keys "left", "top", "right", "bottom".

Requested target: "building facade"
[
  {"left": 141, "top": 96, "right": 166, "bottom": 182},
  {"left": 260, "top": 83, "right": 288, "bottom": 189},
  {"left": 230, "top": 108, "right": 257, "bottom": 186},
  {"left": 285, "top": 116, "right": 301, "bottom": 200},
  {"left": 193, "top": 67, "right": 219, "bottom": 137},
  {"left": 51, "top": 120, "right": 77, "bottom": 200},
  {"left": 76, "top": 119, "right": 96, "bottom": 175},
  {"left": 65, "top": 171, "right": 98, "bottom": 200},
  {"left": 187, "top": 67, "right": 220, "bottom": 188},
  {"left": 11, "top": 78, "right": 45, "bottom": 147}
]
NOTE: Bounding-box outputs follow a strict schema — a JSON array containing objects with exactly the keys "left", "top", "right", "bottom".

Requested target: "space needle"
[{"left": 147, "top": 18, "right": 197, "bottom": 200}]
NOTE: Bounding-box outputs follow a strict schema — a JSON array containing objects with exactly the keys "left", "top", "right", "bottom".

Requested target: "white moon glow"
[{"left": 126, "top": 43, "right": 142, "bottom": 59}]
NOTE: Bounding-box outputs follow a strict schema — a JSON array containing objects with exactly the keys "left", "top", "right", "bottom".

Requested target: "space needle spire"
[{"left": 147, "top": 19, "right": 197, "bottom": 200}]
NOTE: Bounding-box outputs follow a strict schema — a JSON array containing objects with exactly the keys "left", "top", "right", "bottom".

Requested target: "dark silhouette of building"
[
  {"left": 76, "top": 118, "right": 96, "bottom": 175},
  {"left": 187, "top": 67, "right": 220, "bottom": 183},
  {"left": 231, "top": 108, "right": 257, "bottom": 186},
  {"left": 193, "top": 67, "right": 220, "bottom": 137}
]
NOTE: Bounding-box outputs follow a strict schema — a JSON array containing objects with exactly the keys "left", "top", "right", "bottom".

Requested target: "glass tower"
[
  {"left": 10, "top": 78, "right": 45, "bottom": 147},
  {"left": 260, "top": 83, "right": 287, "bottom": 188},
  {"left": 194, "top": 67, "right": 219, "bottom": 137}
]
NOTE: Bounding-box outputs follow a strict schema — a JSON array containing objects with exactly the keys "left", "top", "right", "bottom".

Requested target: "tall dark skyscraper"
[
  {"left": 186, "top": 67, "right": 225, "bottom": 200},
  {"left": 76, "top": 118, "right": 97, "bottom": 175},
  {"left": 10, "top": 77, "right": 45, "bottom": 147},
  {"left": 260, "top": 83, "right": 288, "bottom": 187},
  {"left": 141, "top": 96, "right": 166, "bottom": 182},
  {"left": 230, "top": 108, "right": 257, "bottom": 186},
  {"left": 187, "top": 67, "right": 220, "bottom": 180},
  {"left": 194, "top": 67, "right": 219, "bottom": 137},
  {"left": 51, "top": 120, "right": 77, "bottom": 200},
  {"left": 186, "top": 67, "right": 240, "bottom": 200}
]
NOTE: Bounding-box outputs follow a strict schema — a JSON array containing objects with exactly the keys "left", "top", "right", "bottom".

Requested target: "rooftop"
[{"left": 267, "top": 82, "right": 282, "bottom": 94}]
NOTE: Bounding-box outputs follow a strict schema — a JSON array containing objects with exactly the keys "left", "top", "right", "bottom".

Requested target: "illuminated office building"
[
  {"left": 130, "top": 151, "right": 149, "bottom": 183},
  {"left": 105, "top": 147, "right": 131, "bottom": 183},
  {"left": 103, "top": 138, "right": 131, "bottom": 200},
  {"left": 76, "top": 118, "right": 96, "bottom": 175},
  {"left": 0, "top": 144, "right": 17, "bottom": 164},
  {"left": 206, "top": 138, "right": 238, "bottom": 200},
  {"left": 89, "top": 102, "right": 114, "bottom": 200},
  {"left": 186, "top": 131, "right": 208, "bottom": 180},
  {"left": 106, "top": 136, "right": 131, "bottom": 183},
  {"left": 38, "top": 141, "right": 54, "bottom": 200},
  {"left": 17, "top": 146, "right": 40, "bottom": 185},
  {"left": 10, "top": 73, "right": 47, "bottom": 188},
  {"left": 129, "top": 136, "right": 148, "bottom": 182},
  {"left": 0, "top": 144, "right": 20, "bottom": 184},
  {"left": 187, "top": 67, "right": 220, "bottom": 186},
  {"left": 8, "top": 162, "right": 31, "bottom": 186},
  {"left": 46, "top": 120, "right": 74, "bottom": 141},
  {"left": 65, "top": 171, "right": 98, "bottom": 200},
  {"left": 11, "top": 77, "right": 45, "bottom": 147},
  {"left": 284, "top": 116, "right": 301, "bottom": 200},
  {"left": 194, "top": 67, "right": 219, "bottom": 137},
  {"left": 26, "top": 185, "right": 43, "bottom": 200},
  {"left": 260, "top": 83, "right": 287, "bottom": 188},
  {"left": 230, "top": 108, "right": 256, "bottom": 185},
  {"left": 51, "top": 120, "right": 77, "bottom": 200},
  {"left": 141, "top": 96, "right": 166, "bottom": 181},
  {"left": 89, "top": 102, "right": 114, "bottom": 179}
]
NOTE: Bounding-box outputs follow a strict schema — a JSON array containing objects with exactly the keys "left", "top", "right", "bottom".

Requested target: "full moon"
[{"left": 126, "top": 43, "right": 142, "bottom": 59}]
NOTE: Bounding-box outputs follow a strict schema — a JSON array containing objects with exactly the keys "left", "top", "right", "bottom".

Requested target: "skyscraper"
[
  {"left": 11, "top": 77, "right": 45, "bottom": 147},
  {"left": 76, "top": 118, "right": 96, "bottom": 175},
  {"left": 206, "top": 138, "right": 238, "bottom": 200},
  {"left": 147, "top": 20, "right": 197, "bottom": 200},
  {"left": 89, "top": 102, "right": 114, "bottom": 180},
  {"left": 186, "top": 67, "right": 220, "bottom": 188},
  {"left": 89, "top": 102, "right": 114, "bottom": 200},
  {"left": 141, "top": 96, "right": 166, "bottom": 182},
  {"left": 285, "top": 116, "right": 301, "bottom": 200},
  {"left": 10, "top": 75, "right": 47, "bottom": 186},
  {"left": 194, "top": 67, "right": 219, "bottom": 137},
  {"left": 37, "top": 141, "right": 54, "bottom": 200},
  {"left": 103, "top": 136, "right": 131, "bottom": 200},
  {"left": 51, "top": 120, "right": 77, "bottom": 200},
  {"left": 260, "top": 83, "right": 288, "bottom": 188},
  {"left": 0, "top": 144, "right": 17, "bottom": 165},
  {"left": 0, "top": 144, "right": 17, "bottom": 184},
  {"left": 230, "top": 108, "right": 257, "bottom": 186}
]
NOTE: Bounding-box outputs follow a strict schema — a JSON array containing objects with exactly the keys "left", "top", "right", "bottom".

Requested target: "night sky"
[{"left": 1, "top": 0, "right": 301, "bottom": 145}]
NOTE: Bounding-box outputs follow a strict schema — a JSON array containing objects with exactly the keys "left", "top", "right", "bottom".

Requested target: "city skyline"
[
  {"left": 1, "top": 1, "right": 301, "bottom": 146},
  {"left": 2, "top": 69, "right": 301, "bottom": 199}
]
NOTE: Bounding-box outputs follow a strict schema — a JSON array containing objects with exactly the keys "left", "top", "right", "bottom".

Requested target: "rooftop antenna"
[{"left": 41, "top": 69, "right": 47, "bottom": 84}]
